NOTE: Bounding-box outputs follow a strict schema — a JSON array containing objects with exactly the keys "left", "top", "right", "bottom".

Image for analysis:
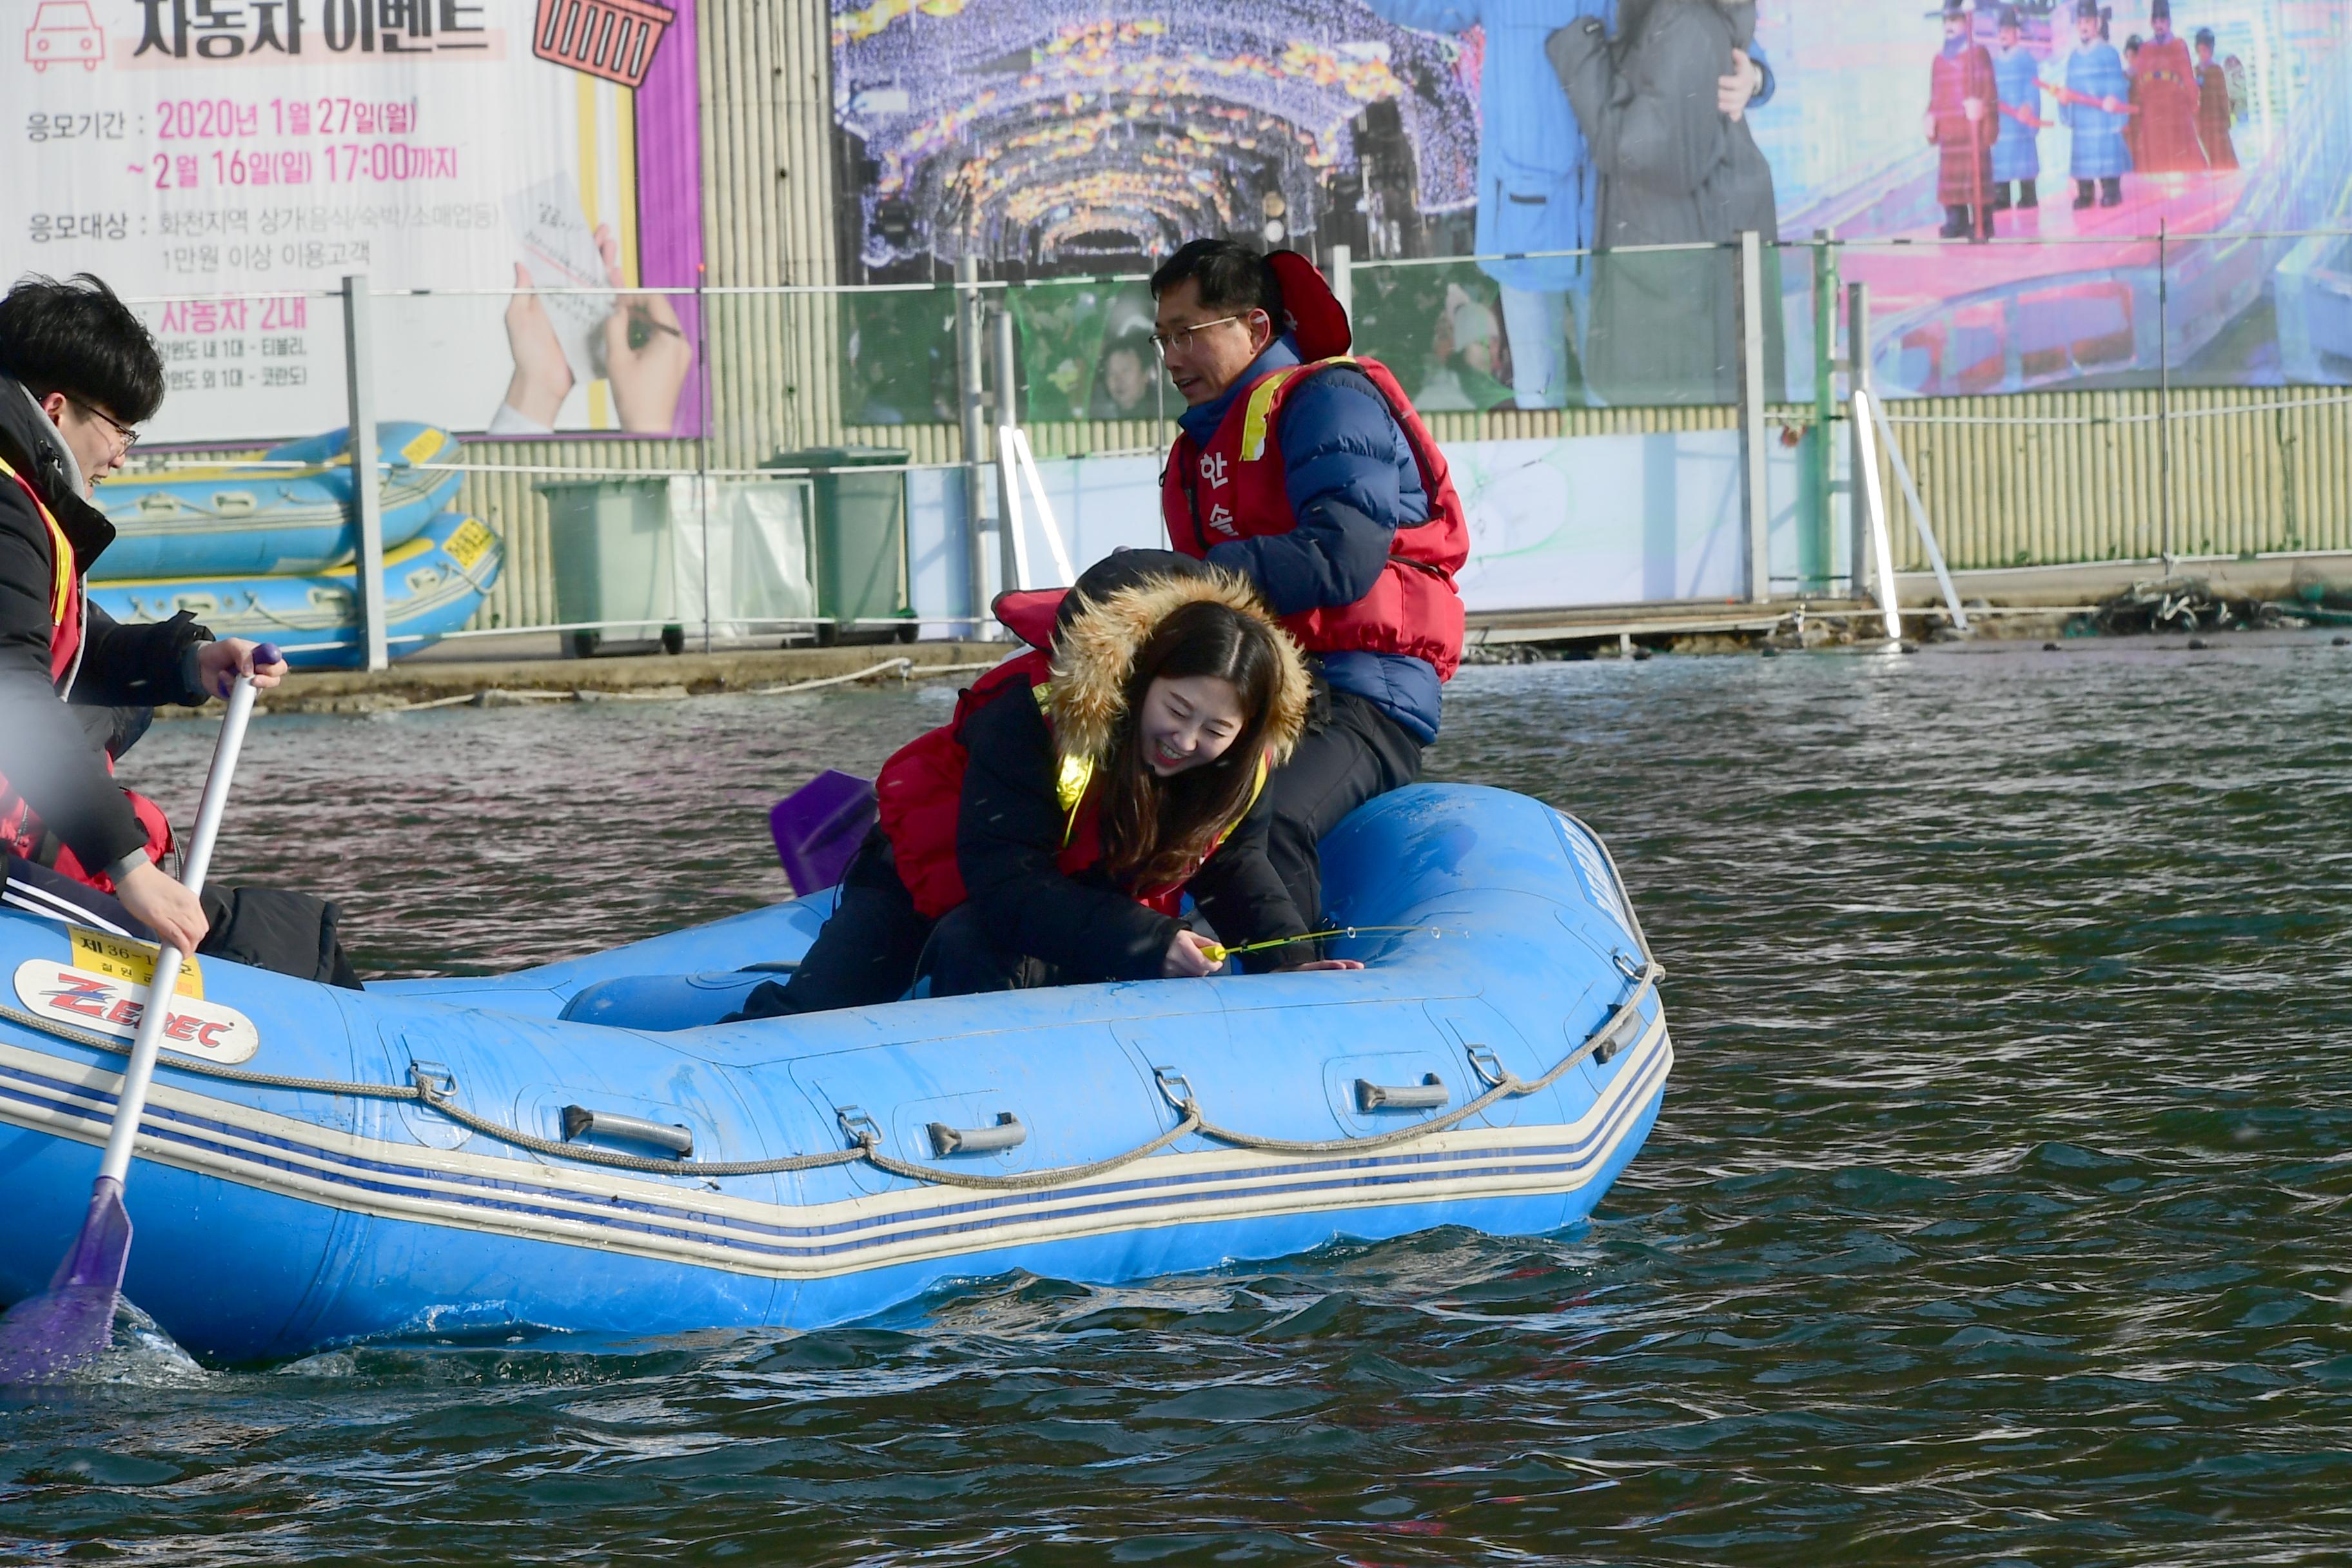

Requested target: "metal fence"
[{"left": 110, "top": 229, "right": 2352, "bottom": 666}]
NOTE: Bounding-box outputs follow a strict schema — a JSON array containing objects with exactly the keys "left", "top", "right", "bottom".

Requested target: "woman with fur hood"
[{"left": 734, "top": 551, "right": 1355, "bottom": 1017}]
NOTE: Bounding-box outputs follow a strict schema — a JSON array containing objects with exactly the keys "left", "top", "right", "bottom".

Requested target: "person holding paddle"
[
  {"left": 1, "top": 274, "right": 357, "bottom": 986},
  {"left": 735, "top": 552, "right": 1356, "bottom": 1019}
]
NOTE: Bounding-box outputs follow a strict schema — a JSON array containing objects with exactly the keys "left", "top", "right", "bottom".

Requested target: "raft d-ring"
[
  {"left": 1152, "top": 1066, "right": 1197, "bottom": 1113},
  {"left": 407, "top": 1061, "right": 457, "bottom": 1099},
  {"left": 1612, "top": 950, "right": 1643, "bottom": 983},
  {"left": 835, "top": 1105, "right": 883, "bottom": 1149},
  {"left": 1464, "top": 1044, "right": 1508, "bottom": 1090}
]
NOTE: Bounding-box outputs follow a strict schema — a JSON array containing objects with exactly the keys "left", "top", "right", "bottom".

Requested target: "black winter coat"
[{"left": 0, "top": 375, "right": 210, "bottom": 873}]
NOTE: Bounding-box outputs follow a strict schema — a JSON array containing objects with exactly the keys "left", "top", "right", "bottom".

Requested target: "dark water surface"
[{"left": 5, "top": 640, "right": 2349, "bottom": 1564}]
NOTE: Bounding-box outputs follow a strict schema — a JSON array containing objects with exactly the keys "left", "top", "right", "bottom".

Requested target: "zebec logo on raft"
[{"left": 11, "top": 959, "right": 260, "bottom": 1066}]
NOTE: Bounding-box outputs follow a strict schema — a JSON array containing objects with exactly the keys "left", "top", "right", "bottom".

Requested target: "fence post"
[
  {"left": 2158, "top": 219, "right": 2173, "bottom": 565},
  {"left": 339, "top": 273, "right": 387, "bottom": 672},
  {"left": 954, "top": 256, "right": 992, "bottom": 635},
  {"left": 989, "top": 305, "right": 1025, "bottom": 595},
  {"left": 1810, "top": 230, "right": 1839, "bottom": 593},
  {"left": 1327, "top": 242, "right": 1353, "bottom": 324},
  {"left": 1734, "top": 229, "right": 1770, "bottom": 603},
  {"left": 1847, "top": 280, "right": 1874, "bottom": 600}
]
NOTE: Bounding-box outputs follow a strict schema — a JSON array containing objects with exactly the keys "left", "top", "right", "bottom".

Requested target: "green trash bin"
[
  {"left": 763, "top": 445, "right": 914, "bottom": 645},
  {"left": 534, "top": 478, "right": 685, "bottom": 658}
]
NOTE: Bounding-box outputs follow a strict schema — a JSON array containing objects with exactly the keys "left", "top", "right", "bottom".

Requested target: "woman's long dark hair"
[{"left": 1098, "top": 599, "right": 1286, "bottom": 891}]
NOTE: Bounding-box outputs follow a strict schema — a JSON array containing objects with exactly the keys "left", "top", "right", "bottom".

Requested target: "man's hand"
[
  {"left": 1718, "top": 49, "right": 1761, "bottom": 122},
  {"left": 115, "top": 859, "right": 207, "bottom": 955},
  {"left": 1964, "top": 95, "right": 1986, "bottom": 123},
  {"left": 196, "top": 638, "right": 286, "bottom": 698},
  {"left": 502, "top": 262, "right": 573, "bottom": 426},
  {"left": 1163, "top": 928, "right": 1220, "bottom": 979}
]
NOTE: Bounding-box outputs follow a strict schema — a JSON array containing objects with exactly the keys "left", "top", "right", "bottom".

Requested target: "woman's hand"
[
  {"left": 1162, "top": 928, "right": 1220, "bottom": 979},
  {"left": 502, "top": 262, "right": 573, "bottom": 426},
  {"left": 596, "top": 223, "right": 694, "bottom": 434},
  {"left": 1288, "top": 959, "right": 1365, "bottom": 972}
]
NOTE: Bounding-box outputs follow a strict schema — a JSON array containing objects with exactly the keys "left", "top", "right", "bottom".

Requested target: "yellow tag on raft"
[
  {"left": 444, "top": 517, "right": 495, "bottom": 572},
  {"left": 69, "top": 927, "right": 203, "bottom": 999}
]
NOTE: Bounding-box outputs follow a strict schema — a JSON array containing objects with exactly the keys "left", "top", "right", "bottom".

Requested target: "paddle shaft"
[{"left": 94, "top": 676, "right": 258, "bottom": 1188}]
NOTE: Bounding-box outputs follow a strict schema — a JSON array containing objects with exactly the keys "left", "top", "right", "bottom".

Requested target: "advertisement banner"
[
  {"left": 832, "top": 0, "right": 2352, "bottom": 406},
  {"left": 5, "top": 0, "right": 705, "bottom": 444}
]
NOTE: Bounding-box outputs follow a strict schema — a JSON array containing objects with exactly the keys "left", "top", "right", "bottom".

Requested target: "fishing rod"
[{"left": 1200, "top": 925, "right": 1444, "bottom": 965}]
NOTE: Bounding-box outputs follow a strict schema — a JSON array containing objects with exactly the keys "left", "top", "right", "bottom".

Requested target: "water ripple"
[{"left": 1, "top": 639, "right": 2347, "bottom": 1563}]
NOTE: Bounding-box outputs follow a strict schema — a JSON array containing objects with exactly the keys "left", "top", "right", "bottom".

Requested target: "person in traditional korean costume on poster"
[
  {"left": 2130, "top": 0, "right": 2206, "bottom": 173},
  {"left": 1926, "top": 0, "right": 1999, "bottom": 241},
  {"left": 2063, "top": 0, "right": 2132, "bottom": 210},
  {"left": 1988, "top": 5, "right": 2044, "bottom": 211},
  {"left": 2195, "top": 27, "right": 2239, "bottom": 170}
]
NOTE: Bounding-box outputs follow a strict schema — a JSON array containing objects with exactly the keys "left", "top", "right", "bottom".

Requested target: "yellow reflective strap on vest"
[
  {"left": 0, "top": 453, "right": 72, "bottom": 626},
  {"left": 1238, "top": 357, "right": 1359, "bottom": 463},
  {"left": 1032, "top": 682, "right": 1095, "bottom": 846},
  {"left": 1237, "top": 366, "right": 1304, "bottom": 462}
]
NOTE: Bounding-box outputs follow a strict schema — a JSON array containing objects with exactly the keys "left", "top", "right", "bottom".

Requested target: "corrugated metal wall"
[{"left": 1871, "top": 386, "right": 2352, "bottom": 572}]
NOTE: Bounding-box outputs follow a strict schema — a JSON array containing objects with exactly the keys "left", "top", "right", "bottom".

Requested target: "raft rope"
[{"left": 0, "top": 961, "right": 1658, "bottom": 1191}]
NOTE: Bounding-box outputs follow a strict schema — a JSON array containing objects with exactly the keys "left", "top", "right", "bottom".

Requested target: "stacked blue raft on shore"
[
  {"left": 88, "top": 423, "right": 502, "bottom": 667},
  {"left": 0, "top": 785, "right": 1672, "bottom": 1364}
]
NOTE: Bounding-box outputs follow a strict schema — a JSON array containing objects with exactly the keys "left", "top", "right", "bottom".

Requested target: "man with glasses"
[
  {"left": 1, "top": 273, "right": 287, "bottom": 953},
  {"left": 1150, "top": 239, "right": 1466, "bottom": 930}
]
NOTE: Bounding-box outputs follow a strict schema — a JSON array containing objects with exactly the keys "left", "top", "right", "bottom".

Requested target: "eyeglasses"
[
  {"left": 69, "top": 397, "right": 139, "bottom": 453},
  {"left": 1150, "top": 313, "right": 1255, "bottom": 360}
]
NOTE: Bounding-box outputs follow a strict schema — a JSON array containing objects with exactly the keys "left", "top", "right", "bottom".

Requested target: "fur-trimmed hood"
[{"left": 1048, "top": 569, "right": 1311, "bottom": 769}]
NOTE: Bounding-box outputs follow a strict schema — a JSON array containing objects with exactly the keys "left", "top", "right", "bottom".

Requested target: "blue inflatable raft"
[
  {"left": 87, "top": 509, "right": 504, "bottom": 667},
  {"left": 92, "top": 423, "right": 462, "bottom": 580},
  {"left": 0, "top": 785, "right": 1671, "bottom": 1364}
]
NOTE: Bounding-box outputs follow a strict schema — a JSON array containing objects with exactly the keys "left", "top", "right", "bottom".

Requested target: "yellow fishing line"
[{"left": 1200, "top": 925, "right": 1443, "bottom": 963}]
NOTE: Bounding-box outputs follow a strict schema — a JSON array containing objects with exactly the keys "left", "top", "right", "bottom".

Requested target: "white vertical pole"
[
  {"left": 1850, "top": 389, "right": 1905, "bottom": 643},
  {"left": 340, "top": 273, "right": 387, "bottom": 672},
  {"left": 1736, "top": 230, "right": 1770, "bottom": 605},
  {"left": 1847, "top": 281, "right": 1873, "bottom": 598},
  {"left": 1008, "top": 429, "right": 1073, "bottom": 584},
  {"left": 1327, "top": 242, "right": 1353, "bottom": 327},
  {"left": 996, "top": 425, "right": 1033, "bottom": 593},
  {"left": 989, "top": 306, "right": 1023, "bottom": 602},
  {"left": 1867, "top": 394, "right": 1970, "bottom": 632},
  {"left": 954, "top": 257, "right": 992, "bottom": 636}
]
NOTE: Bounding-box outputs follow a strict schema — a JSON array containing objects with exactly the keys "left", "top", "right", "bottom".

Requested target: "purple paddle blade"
[
  {"left": 769, "top": 770, "right": 877, "bottom": 897},
  {"left": 0, "top": 1177, "right": 130, "bottom": 1384}
]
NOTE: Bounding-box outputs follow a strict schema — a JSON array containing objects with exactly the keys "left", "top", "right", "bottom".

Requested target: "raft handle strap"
[
  {"left": 1357, "top": 1075, "right": 1449, "bottom": 1113},
  {"left": 0, "top": 959, "right": 1660, "bottom": 1190}
]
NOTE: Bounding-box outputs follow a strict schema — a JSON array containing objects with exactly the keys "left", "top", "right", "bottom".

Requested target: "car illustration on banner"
[{"left": 24, "top": 1, "right": 104, "bottom": 72}]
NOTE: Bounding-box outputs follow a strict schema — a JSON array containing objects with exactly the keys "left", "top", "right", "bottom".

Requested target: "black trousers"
[
  {"left": 1261, "top": 687, "right": 1424, "bottom": 927},
  {"left": 0, "top": 854, "right": 362, "bottom": 988},
  {"left": 732, "top": 834, "right": 1074, "bottom": 1019}
]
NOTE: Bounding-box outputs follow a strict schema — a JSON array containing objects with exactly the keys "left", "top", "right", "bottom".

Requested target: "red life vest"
[
  {"left": 1161, "top": 355, "right": 1468, "bottom": 680},
  {"left": 0, "top": 453, "right": 173, "bottom": 891},
  {"left": 875, "top": 612, "right": 1266, "bottom": 922}
]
